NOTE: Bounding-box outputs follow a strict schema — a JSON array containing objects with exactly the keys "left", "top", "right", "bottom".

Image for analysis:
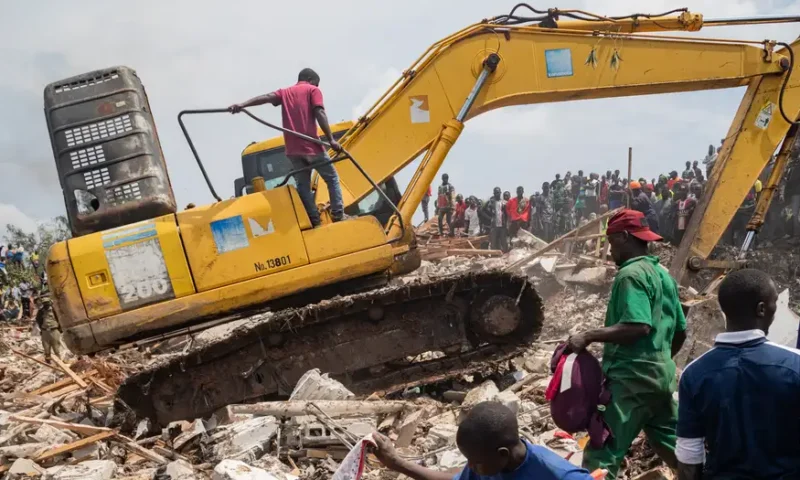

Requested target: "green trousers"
[{"left": 582, "top": 378, "right": 678, "bottom": 479}]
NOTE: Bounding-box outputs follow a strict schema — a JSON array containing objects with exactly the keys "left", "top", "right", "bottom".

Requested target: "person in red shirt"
[
  {"left": 452, "top": 194, "right": 467, "bottom": 231},
  {"left": 506, "top": 186, "right": 531, "bottom": 237},
  {"left": 229, "top": 68, "right": 343, "bottom": 227}
]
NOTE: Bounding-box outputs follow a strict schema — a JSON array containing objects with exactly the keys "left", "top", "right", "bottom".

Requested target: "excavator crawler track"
[{"left": 118, "top": 270, "right": 543, "bottom": 425}]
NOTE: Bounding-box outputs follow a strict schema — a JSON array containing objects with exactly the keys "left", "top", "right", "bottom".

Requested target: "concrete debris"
[
  {"left": 8, "top": 458, "right": 46, "bottom": 477},
  {"left": 631, "top": 467, "right": 675, "bottom": 480},
  {"left": 462, "top": 381, "right": 500, "bottom": 409},
  {"left": 203, "top": 416, "right": 279, "bottom": 462},
  {"left": 45, "top": 460, "right": 117, "bottom": 480},
  {"left": 163, "top": 459, "right": 195, "bottom": 480},
  {"left": 436, "top": 448, "right": 467, "bottom": 470},
  {"left": 0, "top": 443, "right": 51, "bottom": 459},
  {"left": 212, "top": 459, "right": 280, "bottom": 480},
  {"left": 282, "top": 416, "right": 375, "bottom": 448},
  {"left": 289, "top": 369, "right": 354, "bottom": 401},
  {"left": 32, "top": 424, "right": 74, "bottom": 445}
]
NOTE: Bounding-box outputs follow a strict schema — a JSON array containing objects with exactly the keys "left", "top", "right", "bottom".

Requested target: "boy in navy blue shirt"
[
  {"left": 372, "top": 402, "right": 594, "bottom": 480},
  {"left": 677, "top": 269, "right": 800, "bottom": 479}
]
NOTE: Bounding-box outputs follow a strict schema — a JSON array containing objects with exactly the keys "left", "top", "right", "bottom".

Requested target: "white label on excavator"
[
  {"left": 409, "top": 95, "right": 430, "bottom": 124},
  {"left": 248, "top": 217, "right": 275, "bottom": 237},
  {"left": 755, "top": 102, "right": 775, "bottom": 130}
]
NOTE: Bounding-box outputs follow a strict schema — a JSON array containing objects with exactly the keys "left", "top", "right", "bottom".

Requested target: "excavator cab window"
[
  {"left": 345, "top": 177, "right": 402, "bottom": 226},
  {"left": 236, "top": 130, "right": 348, "bottom": 197}
]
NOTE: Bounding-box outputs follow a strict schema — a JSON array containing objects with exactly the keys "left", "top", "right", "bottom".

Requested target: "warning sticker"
[
  {"left": 211, "top": 215, "right": 250, "bottom": 254},
  {"left": 409, "top": 95, "right": 430, "bottom": 124},
  {"left": 754, "top": 102, "right": 775, "bottom": 130}
]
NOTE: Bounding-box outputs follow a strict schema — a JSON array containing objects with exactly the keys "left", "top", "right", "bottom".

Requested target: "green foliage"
[{"left": 3, "top": 216, "right": 72, "bottom": 288}]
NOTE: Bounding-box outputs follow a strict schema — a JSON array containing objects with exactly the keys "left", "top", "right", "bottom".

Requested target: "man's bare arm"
[
  {"left": 313, "top": 107, "right": 341, "bottom": 152},
  {"left": 672, "top": 329, "right": 687, "bottom": 358},
  {"left": 677, "top": 462, "right": 702, "bottom": 480},
  {"left": 568, "top": 323, "right": 651, "bottom": 351},
  {"left": 371, "top": 433, "right": 453, "bottom": 480},
  {"left": 229, "top": 92, "right": 279, "bottom": 112}
]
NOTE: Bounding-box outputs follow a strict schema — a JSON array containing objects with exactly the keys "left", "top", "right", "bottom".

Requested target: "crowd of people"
[
  {"left": 421, "top": 142, "right": 800, "bottom": 251},
  {"left": 0, "top": 243, "right": 61, "bottom": 362}
]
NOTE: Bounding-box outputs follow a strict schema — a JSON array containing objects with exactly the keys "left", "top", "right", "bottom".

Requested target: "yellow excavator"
[{"left": 43, "top": 5, "right": 800, "bottom": 423}]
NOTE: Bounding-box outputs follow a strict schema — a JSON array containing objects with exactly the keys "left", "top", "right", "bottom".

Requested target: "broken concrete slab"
[
  {"left": 32, "top": 424, "right": 74, "bottom": 444},
  {"left": 556, "top": 266, "right": 608, "bottom": 286},
  {"left": 8, "top": 458, "right": 46, "bottom": 477},
  {"left": 212, "top": 459, "right": 279, "bottom": 480},
  {"left": 283, "top": 416, "right": 375, "bottom": 448},
  {"left": 0, "top": 442, "right": 51, "bottom": 459},
  {"left": 493, "top": 390, "right": 521, "bottom": 416},
  {"left": 164, "top": 459, "right": 196, "bottom": 480},
  {"left": 173, "top": 419, "right": 205, "bottom": 451},
  {"left": 436, "top": 448, "right": 467, "bottom": 470},
  {"left": 462, "top": 381, "right": 499, "bottom": 409},
  {"left": 395, "top": 409, "right": 427, "bottom": 448},
  {"left": 289, "top": 369, "right": 354, "bottom": 401},
  {"left": 204, "top": 415, "right": 278, "bottom": 462},
  {"left": 45, "top": 460, "right": 117, "bottom": 480},
  {"left": 428, "top": 424, "right": 458, "bottom": 445}
]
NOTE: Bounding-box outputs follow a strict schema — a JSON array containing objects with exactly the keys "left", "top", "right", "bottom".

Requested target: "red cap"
[{"left": 606, "top": 209, "right": 662, "bottom": 242}]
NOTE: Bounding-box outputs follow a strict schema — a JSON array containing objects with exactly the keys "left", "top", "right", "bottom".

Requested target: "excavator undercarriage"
[{"left": 119, "top": 271, "right": 543, "bottom": 424}]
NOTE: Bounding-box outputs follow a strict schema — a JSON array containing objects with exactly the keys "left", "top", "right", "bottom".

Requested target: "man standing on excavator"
[{"left": 229, "top": 68, "right": 344, "bottom": 227}]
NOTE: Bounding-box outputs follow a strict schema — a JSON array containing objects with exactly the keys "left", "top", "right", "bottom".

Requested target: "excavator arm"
[{"left": 311, "top": 11, "right": 800, "bottom": 279}]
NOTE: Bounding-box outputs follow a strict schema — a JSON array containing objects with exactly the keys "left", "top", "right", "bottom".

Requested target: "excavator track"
[{"left": 118, "top": 270, "right": 543, "bottom": 425}]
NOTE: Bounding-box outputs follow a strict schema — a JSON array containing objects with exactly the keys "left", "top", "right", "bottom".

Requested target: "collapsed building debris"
[{"left": 0, "top": 216, "right": 796, "bottom": 480}]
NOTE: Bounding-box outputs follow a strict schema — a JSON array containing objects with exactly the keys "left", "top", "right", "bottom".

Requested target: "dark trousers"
[
  {"left": 438, "top": 209, "right": 453, "bottom": 236},
  {"left": 421, "top": 196, "right": 430, "bottom": 222},
  {"left": 490, "top": 227, "right": 509, "bottom": 252},
  {"left": 542, "top": 222, "right": 554, "bottom": 242}
]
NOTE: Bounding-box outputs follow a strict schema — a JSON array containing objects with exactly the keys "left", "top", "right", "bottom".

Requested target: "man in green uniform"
[
  {"left": 36, "top": 297, "right": 63, "bottom": 363},
  {"left": 568, "top": 209, "right": 687, "bottom": 479}
]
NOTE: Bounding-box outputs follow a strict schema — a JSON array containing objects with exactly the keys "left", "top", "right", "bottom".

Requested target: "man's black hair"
[
  {"left": 456, "top": 402, "right": 519, "bottom": 453},
  {"left": 298, "top": 68, "right": 320, "bottom": 83},
  {"left": 718, "top": 269, "right": 775, "bottom": 318}
]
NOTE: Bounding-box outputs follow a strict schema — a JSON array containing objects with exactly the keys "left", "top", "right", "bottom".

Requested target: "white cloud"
[
  {"left": 0, "top": 203, "right": 39, "bottom": 240},
  {"left": 351, "top": 67, "right": 403, "bottom": 120}
]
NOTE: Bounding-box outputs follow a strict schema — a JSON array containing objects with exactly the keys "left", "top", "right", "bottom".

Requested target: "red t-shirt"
[{"left": 274, "top": 81, "right": 325, "bottom": 156}]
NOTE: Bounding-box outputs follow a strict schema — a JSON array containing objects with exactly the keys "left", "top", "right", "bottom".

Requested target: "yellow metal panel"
[
  {"left": 177, "top": 186, "right": 310, "bottom": 292},
  {"left": 69, "top": 215, "right": 195, "bottom": 319},
  {"left": 303, "top": 216, "right": 387, "bottom": 263},
  {"left": 82, "top": 244, "right": 394, "bottom": 353},
  {"left": 289, "top": 186, "right": 312, "bottom": 230},
  {"left": 46, "top": 241, "right": 88, "bottom": 329}
]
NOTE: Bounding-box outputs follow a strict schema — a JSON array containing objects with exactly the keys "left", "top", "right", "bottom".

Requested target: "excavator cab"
[{"left": 234, "top": 121, "right": 353, "bottom": 197}]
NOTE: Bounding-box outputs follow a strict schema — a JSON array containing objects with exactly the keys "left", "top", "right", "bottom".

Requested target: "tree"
[
  {"left": 4, "top": 215, "right": 71, "bottom": 259},
  {"left": 3, "top": 216, "right": 72, "bottom": 287}
]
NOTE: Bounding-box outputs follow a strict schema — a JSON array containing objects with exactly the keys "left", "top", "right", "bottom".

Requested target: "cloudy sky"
[{"left": 2, "top": 0, "right": 799, "bottom": 233}]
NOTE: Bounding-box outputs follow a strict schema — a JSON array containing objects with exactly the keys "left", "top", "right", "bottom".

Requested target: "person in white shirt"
[{"left": 464, "top": 197, "right": 481, "bottom": 237}]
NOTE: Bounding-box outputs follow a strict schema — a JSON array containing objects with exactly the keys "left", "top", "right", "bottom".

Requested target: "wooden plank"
[
  {"left": 7, "top": 347, "right": 63, "bottom": 373},
  {"left": 504, "top": 208, "right": 622, "bottom": 272},
  {"left": 31, "top": 370, "right": 98, "bottom": 396},
  {"left": 115, "top": 434, "right": 169, "bottom": 464},
  {"left": 35, "top": 431, "right": 115, "bottom": 463},
  {"left": 52, "top": 356, "right": 88, "bottom": 388},
  {"left": 9, "top": 415, "right": 113, "bottom": 436}
]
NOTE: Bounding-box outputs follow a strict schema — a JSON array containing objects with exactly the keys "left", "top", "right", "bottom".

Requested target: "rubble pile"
[{"left": 12, "top": 217, "right": 796, "bottom": 479}]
